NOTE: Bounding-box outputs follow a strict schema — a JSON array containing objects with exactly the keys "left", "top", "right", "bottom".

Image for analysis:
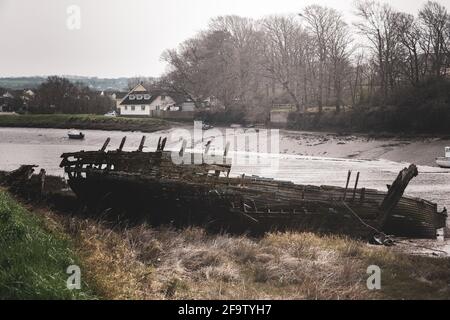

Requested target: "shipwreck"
[{"left": 58, "top": 136, "right": 448, "bottom": 240}]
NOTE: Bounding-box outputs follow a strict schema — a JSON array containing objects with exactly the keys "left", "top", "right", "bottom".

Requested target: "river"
[{"left": 0, "top": 126, "right": 449, "bottom": 212}]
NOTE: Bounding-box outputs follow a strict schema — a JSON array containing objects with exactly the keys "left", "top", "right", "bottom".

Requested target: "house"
[
  {"left": 0, "top": 91, "right": 19, "bottom": 112},
  {"left": 118, "top": 84, "right": 195, "bottom": 118}
]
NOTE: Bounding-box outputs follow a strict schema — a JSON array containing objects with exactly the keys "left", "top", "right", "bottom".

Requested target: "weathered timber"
[
  {"left": 118, "top": 137, "right": 126, "bottom": 151},
  {"left": 377, "top": 164, "right": 419, "bottom": 229},
  {"left": 59, "top": 137, "right": 447, "bottom": 239}
]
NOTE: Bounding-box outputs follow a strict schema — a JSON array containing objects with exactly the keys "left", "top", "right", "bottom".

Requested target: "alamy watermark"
[
  {"left": 366, "top": 265, "right": 381, "bottom": 290},
  {"left": 66, "top": 5, "right": 81, "bottom": 30},
  {"left": 66, "top": 265, "right": 81, "bottom": 290},
  {"left": 169, "top": 121, "right": 280, "bottom": 173}
]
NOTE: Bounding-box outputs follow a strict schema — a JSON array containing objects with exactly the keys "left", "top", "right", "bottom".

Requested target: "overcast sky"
[{"left": 0, "top": 0, "right": 440, "bottom": 78}]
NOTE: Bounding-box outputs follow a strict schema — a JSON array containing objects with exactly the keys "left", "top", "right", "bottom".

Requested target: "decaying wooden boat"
[{"left": 60, "top": 136, "right": 448, "bottom": 239}]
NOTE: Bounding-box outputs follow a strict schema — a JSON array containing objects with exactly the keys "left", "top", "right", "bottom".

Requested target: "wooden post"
[
  {"left": 352, "top": 172, "right": 360, "bottom": 201},
  {"left": 160, "top": 137, "right": 167, "bottom": 151},
  {"left": 138, "top": 136, "right": 146, "bottom": 151},
  {"left": 360, "top": 188, "right": 366, "bottom": 202},
  {"left": 118, "top": 137, "right": 126, "bottom": 151},
  {"left": 343, "top": 170, "right": 351, "bottom": 200},
  {"left": 205, "top": 141, "right": 212, "bottom": 154},
  {"left": 377, "top": 164, "right": 419, "bottom": 229},
  {"left": 156, "top": 137, "right": 162, "bottom": 151},
  {"left": 100, "top": 138, "right": 110, "bottom": 152},
  {"left": 179, "top": 139, "right": 187, "bottom": 157}
]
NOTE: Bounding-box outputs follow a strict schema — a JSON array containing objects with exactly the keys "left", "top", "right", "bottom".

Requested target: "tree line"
[
  {"left": 27, "top": 76, "right": 114, "bottom": 114},
  {"left": 161, "top": 0, "right": 450, "bottom": 130}
]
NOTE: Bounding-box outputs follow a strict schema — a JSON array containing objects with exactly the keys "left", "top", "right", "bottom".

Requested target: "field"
[
  {"left": 1, "top": 189, "right": 449, "bottom": 300},
  {"left": 0, "top": 114, "right": 173, "bottom": 133}
]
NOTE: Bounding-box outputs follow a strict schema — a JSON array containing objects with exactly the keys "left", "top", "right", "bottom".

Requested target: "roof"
[
  {"left": 120, "top": 94, "right": 159, "bottom": 105},
  {"left": 119, "top": 83, "right": 192, "bottom": 106}
]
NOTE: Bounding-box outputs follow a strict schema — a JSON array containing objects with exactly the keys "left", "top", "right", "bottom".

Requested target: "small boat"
[
  {"left": 436, "top": 147, "right": 450, "bottom": 168},
  {"left": 68, "top": 130, "right": 85, "bottom": 140}
]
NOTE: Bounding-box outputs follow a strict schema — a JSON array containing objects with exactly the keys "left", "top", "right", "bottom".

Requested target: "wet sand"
[{"left": 279, "top": 130, "right": 450, "bottom": 167}]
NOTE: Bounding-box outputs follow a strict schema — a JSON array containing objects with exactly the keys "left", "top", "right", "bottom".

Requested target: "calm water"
[{"left": 0, "top": 127, "right": 449, "bottom": 211}]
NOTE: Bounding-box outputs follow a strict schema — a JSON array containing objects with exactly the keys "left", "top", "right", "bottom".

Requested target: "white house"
[{"left": 118, "top": 84, "right": 195, "bottom": 117}]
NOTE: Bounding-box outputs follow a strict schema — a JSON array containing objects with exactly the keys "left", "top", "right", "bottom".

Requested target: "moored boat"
[
  {"left": 436, "top": 147, "right": 450, "bottom": 168},
  {"left": 68, "top": 130, "right": 85, "bottom": 140}
]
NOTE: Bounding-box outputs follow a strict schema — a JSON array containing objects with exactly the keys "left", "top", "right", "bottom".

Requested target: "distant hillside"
[{"left": 0, "top": 76, "right": 155, "bottom": 91}]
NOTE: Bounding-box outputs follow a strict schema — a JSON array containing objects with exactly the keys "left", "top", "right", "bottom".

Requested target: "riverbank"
[
  {"left": 0, "top": 189, "right": 94, "bottom": 299},
  {"left": 0, "top": 186, "right": 449, "bottom": 299},
  {"left": 0, "top": 114, "right": 175, "bottom": 133},
  {"left": 277, "top": 129, "right": 450, "bottom": 167}
]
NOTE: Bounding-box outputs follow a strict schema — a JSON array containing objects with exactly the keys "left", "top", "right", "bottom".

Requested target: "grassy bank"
[
  {"left": 0, "top": 190, "right": 94, "bottom": 299},
  {"left": 0, "top": 114, "right": 173, "bottom": 133},
  {"left": 37, "top": 208, "right": 450, "bottom": 300},
  {"left": 1, "top": 187, "right": 449, "bottom": 300}
]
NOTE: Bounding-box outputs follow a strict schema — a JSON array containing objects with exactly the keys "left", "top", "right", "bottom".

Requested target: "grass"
[
  {"left": 0, "top": 114, "right": 172, "bottom": 133},
  {"left": 34, "top": 209, "right": 450, "bottom": 300},
  {"left": 0, "top": 190, "right": 94, "bottom": 299},
  {"left": 1, "top": 188, "right": 449, "bottom": 300}
]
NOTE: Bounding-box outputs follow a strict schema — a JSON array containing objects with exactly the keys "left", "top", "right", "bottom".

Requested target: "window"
[
  {"left": 136, "top": 94, "right": 143, "bottom": 100},
  {"left": 144, "top": 94, "right": 151, "bottom": 100},
  {"left": 129, "top": 94, "right": 135, "bottom": 100},
  {"left": 124, "top": 106, "right": 128, "bottom": 110},
  {"left": 161, "top": 95, "right": 166, "bottom": 101},
  {"left": 131, "top": 106, "right": 135, "bottom": 111},
  {"left": 141, "top": 105, "right": 145, "bottom": 111}
]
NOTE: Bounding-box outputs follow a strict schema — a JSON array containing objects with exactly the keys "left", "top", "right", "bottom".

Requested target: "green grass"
[
  {"left": 0, "top": 114, "right": 172, "bottom": 132},
  {"left": 0, "top": 190, "right": 94, "bottom": 299}
]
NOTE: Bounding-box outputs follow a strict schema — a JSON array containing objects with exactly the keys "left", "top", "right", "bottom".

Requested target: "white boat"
[{"left": 436, "top": 147, "right": 450, "bottom": 168}]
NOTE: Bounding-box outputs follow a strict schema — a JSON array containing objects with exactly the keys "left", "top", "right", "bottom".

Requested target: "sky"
[{"left": 0, "top": 0, "right": 441, "bottom": 78}]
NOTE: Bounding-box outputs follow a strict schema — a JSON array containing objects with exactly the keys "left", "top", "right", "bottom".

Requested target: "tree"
[
  {"left": 419, "top": 1, "right": 449, "bottom": 78},
  {"left": 354, "top": 0, "right": 402, "bottom": 104},
  {"left": 260, "top": 15, "right": 307, "bottom": 112}
]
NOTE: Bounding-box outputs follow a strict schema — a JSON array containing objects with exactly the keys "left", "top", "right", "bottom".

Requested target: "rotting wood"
[
  {"left": 58, "top": 137, "right": 446, "bottom": 239},
  {"left": 118, "top": 137, "right": 126, "bottom": 151},
  {"left": 100, "top": 138, "right": 111, "bottom": 152},
  {"left": 138, "top": 136, "right": 146, "bottom": 152},
  {"left": 378, "top": 164, "right": 419, "bottom": 229}
]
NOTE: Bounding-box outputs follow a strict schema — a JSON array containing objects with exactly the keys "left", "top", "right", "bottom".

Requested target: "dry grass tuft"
[{"left": 31, "top": 208, "right": 450, "bottom": 300}]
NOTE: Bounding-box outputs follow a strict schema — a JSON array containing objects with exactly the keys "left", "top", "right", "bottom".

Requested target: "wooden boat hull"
[
  {"left": 68, "top": 134, "right": 85, "bottom": 140},
  {"left": 60, "top": 138, "right": 447, "bottom": 240},
  {"left": 66, "top": 169, "right": 445, "bottom": 239}
]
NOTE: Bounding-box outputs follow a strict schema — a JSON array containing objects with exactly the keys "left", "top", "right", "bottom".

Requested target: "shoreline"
[
  {"left": 1, "top": 114, "right": 449, "bottom": 167},
  {"left": 0, "top": 114, "right": 179, "bottom": 133}
]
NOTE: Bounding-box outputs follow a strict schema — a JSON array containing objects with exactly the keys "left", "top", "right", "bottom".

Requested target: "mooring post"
[
  {"left": 352, "top": 172, "right": 360, "bottom": 201},
  {"left": 138, "top": 136, "right": 146, "bottom": 151},
  {"left": 118, "top": 137, "right": 126, "bottom": 151},
  {"left": 343, "top": 170, "right": 351, "bottom": 200},
  {"left": 100, "top": 138, "right": 111, "bottom": 152}
]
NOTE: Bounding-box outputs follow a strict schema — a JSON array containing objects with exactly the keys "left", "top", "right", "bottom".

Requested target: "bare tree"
[
  {"left": 354, "top": 0, "right": 401, "bottom": 103},
  {"left": 395, "top": 13, "right": 423, "bottom": 85},
  {"left": 419, "top": 1, "right": 449, "bottom": 77},
  {"left": 260, "top": 15, "right": 307, "bottom": 112}
]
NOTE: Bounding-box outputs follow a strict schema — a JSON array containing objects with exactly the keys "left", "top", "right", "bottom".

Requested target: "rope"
[
  {"left": 340, "top": 201, "right": 386, "bottom": 236},
  {"left": 340, "top": 200, "right": 448, "bottom": 254}
]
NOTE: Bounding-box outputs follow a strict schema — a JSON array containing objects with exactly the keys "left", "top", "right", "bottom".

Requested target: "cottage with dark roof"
[{"left": 118, "top": 84, "right": 195, "bottom": 117}]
